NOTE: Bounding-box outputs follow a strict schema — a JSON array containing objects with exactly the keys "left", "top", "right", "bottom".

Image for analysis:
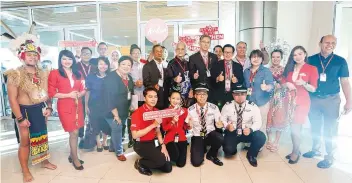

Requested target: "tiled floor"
[{"left": 1, "top": 118, "right": 352, "bottom": 183}]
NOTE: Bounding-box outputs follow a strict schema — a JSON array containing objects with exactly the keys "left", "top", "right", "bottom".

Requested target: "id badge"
[
  {"left": 320, "top": 73, "right": 327, "bottom": 82},
  {"left": 158, "top": 79, "right": 164, "bottom": 87},
  {"left": 237, "top": 129, "right": 242, "bottom": 136},
  {"left": 174, "top": 135, "right": 179, "bottom": 143},
  {"left": 225, "top": 79, "right": 231, "bottom": 91},
  {"left": 42, "top": 107, "right": 46, "bottom": 115},
  {"left": 200, "top": 131, "right": 205, "bottom": 137},
  {"left": 206, "top": 70, "right": 211, "bottom": 77},
  {"left": 127, "top": 92, "right": 131, "bottom": 100},
  {"left": 154, "top": 139, "right": 159, "bottom": 147},
  {"left": 247, "top": 88, "right": 253, "bottom": 96}
]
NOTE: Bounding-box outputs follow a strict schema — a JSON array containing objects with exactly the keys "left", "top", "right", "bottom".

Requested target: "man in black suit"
[
  {"left": 210, "top": 44, "right": 244, "bottom": 110},
  {"left": 143, "top": 45, "right": 169, "bottom": 109},
  {"left": 189, "top": 35, "right": 218, "bottom": 102}
]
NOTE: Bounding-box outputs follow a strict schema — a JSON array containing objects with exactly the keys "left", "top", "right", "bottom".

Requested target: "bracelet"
[{"left": 17, "top": 117, "right": 26, "bottom": 123}]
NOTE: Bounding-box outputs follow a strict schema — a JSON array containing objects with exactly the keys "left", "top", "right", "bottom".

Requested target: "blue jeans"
[{"left": 105, "top": 117, "right": 126, "bottom": 156}]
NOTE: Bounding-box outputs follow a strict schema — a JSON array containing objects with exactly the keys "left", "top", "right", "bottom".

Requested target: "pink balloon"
[{"left": 145, "top": 18, "right": 168, "bottom": 43}]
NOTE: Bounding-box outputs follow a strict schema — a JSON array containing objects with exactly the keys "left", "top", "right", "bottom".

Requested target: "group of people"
[{"left": 5, "top": 32, "right": 351, "bottom": 182}]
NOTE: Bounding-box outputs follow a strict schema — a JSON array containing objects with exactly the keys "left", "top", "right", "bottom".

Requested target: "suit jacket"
[
  {"left": 189, "top": 51, "right": 218, "bottom": 88},
  {"left": 210, "top": 60, "right": 244, "bottom": 102},
  {"left": 142, "top": 60, "right": 165, "bottom": 88}
]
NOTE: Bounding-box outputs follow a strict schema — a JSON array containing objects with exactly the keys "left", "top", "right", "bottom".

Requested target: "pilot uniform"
[
  {"left": 221, "top": 86, "right": 266, "bottom": 167},
  {"left": 189, "top": 101, "right": 224, "bottom": 167}
]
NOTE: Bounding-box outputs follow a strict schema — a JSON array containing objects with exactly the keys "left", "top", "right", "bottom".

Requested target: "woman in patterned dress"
[{"left": 266, "top": 50, "right": 293, "bottom": 152}]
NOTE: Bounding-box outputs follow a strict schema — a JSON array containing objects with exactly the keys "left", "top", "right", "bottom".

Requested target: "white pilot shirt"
[
  {"left": 221, "top": 100, "right": 262, "bottom": 131},
  {"left": 188, "top": 102, "right": 221, "bottom": 136}
]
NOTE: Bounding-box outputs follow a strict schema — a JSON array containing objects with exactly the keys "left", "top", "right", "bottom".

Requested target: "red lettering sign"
[{"left": 143, "top": 108, "right": 183, "bottom": 121}]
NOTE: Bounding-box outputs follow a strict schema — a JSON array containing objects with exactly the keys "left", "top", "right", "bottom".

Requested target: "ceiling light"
[
  {"left": 124, "top": 36, "right": 129, "bottom": 38},
  {"left": 191, "top": 13, "right": 197, "bottom": 18},
  {"left": 89, "top": 19, "right": 97, "bottom": 23}
]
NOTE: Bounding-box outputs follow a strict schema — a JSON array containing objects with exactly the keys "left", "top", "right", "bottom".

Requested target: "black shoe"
[
  {"left": 206, "top": 155, "right": 223, "bottom": 166},
  {"left": 68, "top": 156, "right": 84, "bottom": 164},
  {"left": 109, "top": 148, "right": 115, "bottom": 152},
  {"left": 302, "top": 150, "right": 321, "bottom": 158},
  {"left": 286, "top": 151, "right": 300, "bottom": 159},
  {"left": 134, "top": 159, "right": 152, "bottom": 176},
  {"left": 97, "top": 147, "right": 103, "bottom": 152},
  {"left": 128, "top": 141, "right": 135, "bottom": 148},
  {"left": 103, "top": 146, "right": 109, "bottom": 150},
  {"left": 288, "top": 152, "right": 301, "bottom": 164},
  {"left": 317, "top": 158, "right": 333, "bottom": 169},
  {"left": 246, "top": 153, "right": 258, "bottom": 167},
  {"left": 72, "top": 161, "right": 84, "bottom": 170}
]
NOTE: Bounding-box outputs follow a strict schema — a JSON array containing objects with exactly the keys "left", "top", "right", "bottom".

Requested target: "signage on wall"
[
  {"left": 145, "top": 18, "right": 168, "bottom": 43},
  {"left": 58, "top": 40, "right": 97, "bottom": 48},
  {"left": 172, "top": 25, "right": 224, "bottom": 51}
]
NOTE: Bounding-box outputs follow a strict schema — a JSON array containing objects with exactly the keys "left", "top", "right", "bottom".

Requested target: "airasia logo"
[{"left": 145, "top": 18, "right": 168, "bottom": 43}]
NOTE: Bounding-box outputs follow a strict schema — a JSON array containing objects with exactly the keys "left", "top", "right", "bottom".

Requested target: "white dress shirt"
[
  {"left": 188, "top": 102, "right": 221, "bottom": 136},
  {"left": 221, "top": 100, "right": 262, "bottom": 131}
]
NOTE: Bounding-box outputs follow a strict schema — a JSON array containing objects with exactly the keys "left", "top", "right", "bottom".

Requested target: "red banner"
[
  {"left": 143, "top": 108, "right": 183, "bottom": 121},
  {"left": 58, "top": 40, "right": 97, "bottom": 48}
]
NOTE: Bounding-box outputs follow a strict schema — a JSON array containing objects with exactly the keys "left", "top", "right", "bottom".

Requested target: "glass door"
[
  {"left": 65, "top": 26, "right": 99, "bottom": 57},
  {"left": 140, "top": 22, "right": 178, "bottom": 61}
]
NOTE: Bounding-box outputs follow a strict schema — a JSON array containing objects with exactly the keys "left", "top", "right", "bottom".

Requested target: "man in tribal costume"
[{"left": 5, "top": 33, "right": 57, "bottom": 182}]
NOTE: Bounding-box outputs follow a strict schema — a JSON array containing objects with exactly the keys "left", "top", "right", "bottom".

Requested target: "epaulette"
[
  {"left": 188, "top": 105, "right": 196, "bottom": 111},
  {"left": 248, "top": 101, "right": 255, "bottom": 106},
  {"left": 208, "top": 103, "right": 217, "bottom": 109}
]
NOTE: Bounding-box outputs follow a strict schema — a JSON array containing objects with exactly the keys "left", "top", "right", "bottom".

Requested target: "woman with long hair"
[
  {"left": 266, "top": 50, "right": 293, "bottom": 152},
  {"left": 282, "top": 46, "right": 319, "bottom": 164},
  {"left": 48, "top": 50, "right": 86, "bottom": 170},
  {"left": 84, "top": 57, "right": 111, "bottom": 152},
  {"left": 102, "top": 56, "right": 135, "bottom": 161}
]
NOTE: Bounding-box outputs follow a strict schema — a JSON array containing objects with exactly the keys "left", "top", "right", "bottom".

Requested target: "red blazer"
[
  {"left": 283, "top": 63, "right": 319, "bottom": 106},
  {"left": 162, "top": 107, "right": 189, "bottom": 144},
  {"left": 48, "top": 69, "right": 85, "bottom": 132}
]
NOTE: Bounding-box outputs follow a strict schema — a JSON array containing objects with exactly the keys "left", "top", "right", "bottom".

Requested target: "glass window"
[
  {"left": 140, "top": 1, "right": 218, "bottom": 21},
  {"left": 100, "top": 2, "right": 138, "bottom": 52},
  {"left": 32, "top": 4, "right": 97, "bottom": 27},
  {"left": 1, "top": 9, "right": 30, "bottom": 45}
]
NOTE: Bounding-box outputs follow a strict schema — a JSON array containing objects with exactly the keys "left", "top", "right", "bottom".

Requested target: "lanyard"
[
  {"left": 156, "top": 62, "right": 164, "bottom": 80},
  {"left": 196, "top": 103, "right": 208, "bottom": 122},
  {"left": 201, "top": 54, "right": 209, "bottom": 70},
  {"left": 175, "top": 57, "right": 186, "bottom": 73},
  {"left": 319, "top": 54, "right": 334, "bottom": 73},
  {"left": 235, "top": 57, "right": 246, "bottom": 67},
  {"left": 80, "top": 62, "right": 91, "bottom": 77},
  {"left": 249, "top": 70, "right": 258, "bottom": 87}
]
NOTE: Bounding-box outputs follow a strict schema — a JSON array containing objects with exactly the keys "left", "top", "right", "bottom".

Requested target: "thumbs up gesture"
[
  {"left": 231, "top": 75, "right": 238, "bottom": 83},
  {"left": 194, "top": 70, "right": 199, "bottom": 79},
  {"left": 217, "top": 71, "right": 224, "bottom": 82},
  {"left": 215, "top": 120, "right": 224, "bottom": 128},
  {"left": 261, "top": 80, "right": 267, "bottom": 91},
  {"left": 174, "top": 73, "right": 182, "bottom": 83}
]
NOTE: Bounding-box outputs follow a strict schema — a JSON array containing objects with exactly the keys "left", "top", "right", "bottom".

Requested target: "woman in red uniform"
[
  {"left": 131, "top": 87, "right": 172, "bottom": 176},
  {"left": 162, "top": 90, "right": 190, "bottom": 167},
  {"left": 48, "top": 50, "right": 86, "bottom": 170},
  {"left": 282, "top": 46, "right": 319, "bottom": 164}
]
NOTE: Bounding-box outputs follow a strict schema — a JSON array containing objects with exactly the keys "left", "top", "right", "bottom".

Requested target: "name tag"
[
  {"left": 158, "top": 79, "right": 163, "bottom": 87},
  {"left": 320, "top": 73, "right": 327, "bottom": 82},
  {"left": 206, "top": 70, "right": 211, "bottom": 77},
  {"left": 127, "top": 92, "right": 131, "bottom": 100},
  {"left": 154, "top": 139, "right": 159, "bottom": 147},
  {"left": 174, "top": 135, "right": 179, "bottom": 143},
  {"left": 247, "top": 88, "right": 253, "bottom": 96},
  {"left": 225, "top": 79, "right": 231, "bottom": 91},
  {"left": 237, "top": 129, "right": 242, "bottom": 136}
]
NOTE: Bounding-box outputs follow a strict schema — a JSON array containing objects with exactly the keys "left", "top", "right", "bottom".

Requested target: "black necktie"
[
  {"left": 236, "top": 104, "right": 243, "bottom": 130},
  {"left": 200, "top": 107, "right": 207, "bottom": 135}
]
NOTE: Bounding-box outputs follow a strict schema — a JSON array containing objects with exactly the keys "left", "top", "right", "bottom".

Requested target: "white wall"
[{"left": 277, "top": 1, "right": 334, "bottom": 56}]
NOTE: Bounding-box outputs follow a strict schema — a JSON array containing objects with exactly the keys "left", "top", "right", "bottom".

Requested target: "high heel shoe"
[
  {"left": 72, "top": 161, "right": 84, "bottom": 170},
  {"left": 68, "top": 156, "right": 84, "bottom": 164},
  {"left": 288, "top": 152, "right": 301, "bottom": 164}
]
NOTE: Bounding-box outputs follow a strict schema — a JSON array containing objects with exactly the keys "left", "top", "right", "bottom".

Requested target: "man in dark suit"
[
  {"left": 189, "top": 35, "right": 218, "bottom": 102},
  {"left": 210, "top": 44, "right": 244, "bottom": 110},
  {"left": 143, "top": 44, "right": 169, "bottom": 109}
]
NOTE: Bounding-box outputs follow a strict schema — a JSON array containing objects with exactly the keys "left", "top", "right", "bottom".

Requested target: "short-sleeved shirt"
[
  {"left": 244, "top": 65, "right": 274, "bottom": 106},
  {"left": 308, "top": 53, "right": 349, "bottom": 96},
  {"left": 130, "top": 104, "right": 158, "bottom": 141},
  {"left": 188, "top": 102, "right": 221, "bottom": 136}
]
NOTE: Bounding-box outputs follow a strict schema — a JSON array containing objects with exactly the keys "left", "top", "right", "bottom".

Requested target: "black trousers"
[
  {"left": 134, "top": 141, "right": 172, "bottom": 173},
  {"left": 166, "top": 141, "right": 188, "bottom": 167},
  {"left": 190, "top": 130, "right": 224, "bottom": 167},
  {"left": 223, "top": 130, "right": 266, "bottom": 157}
]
